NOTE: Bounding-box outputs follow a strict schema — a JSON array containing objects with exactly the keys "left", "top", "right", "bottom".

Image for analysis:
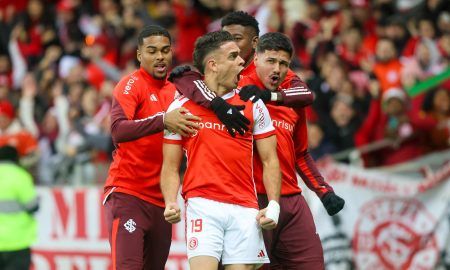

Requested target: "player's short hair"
[
  {"left": 137, "top": 25, "right": 171, "bottom": 46},
  {"left": 256, "top": 32, "right": 294, "bottom": 59},
  {"left": 193, "top": 31, "right": 235, "bottom": 74},
  {"left": 221, "top": 11, "right": 260, "bottom": 37}
]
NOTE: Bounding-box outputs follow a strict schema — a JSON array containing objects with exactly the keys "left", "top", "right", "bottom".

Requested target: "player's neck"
[
  {"left": 244, "top": 53, "right": 255, "bottom": 68},
  {"left": 204, "top": 75, "right": 230, "bottom": 97}
]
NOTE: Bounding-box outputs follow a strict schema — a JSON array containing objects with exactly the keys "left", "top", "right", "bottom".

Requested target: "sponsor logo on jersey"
[
  {"left": 123, "top": 78, "right": 136, "bottom": 95},
  {"left": 257, "top": 249, "right": 266, "bottom": 258},
  {"left": 149, "top": 94, "right": 158, "bottom": 101},
  {"left": 272, "top": 119, "right": 294, "bottom": 132}
]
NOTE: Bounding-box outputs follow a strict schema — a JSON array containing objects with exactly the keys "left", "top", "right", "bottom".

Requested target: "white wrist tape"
[
  {"left": 270, "top": 92, "right": 278, "bottom": 102},
  {"left": 265, "top": 200, "right": 280, "bottom": 224}
]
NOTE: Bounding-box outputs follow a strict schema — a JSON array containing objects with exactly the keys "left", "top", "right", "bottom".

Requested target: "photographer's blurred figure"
[{"left": 0, "top": 145, "right": 39, "bottom": 270}]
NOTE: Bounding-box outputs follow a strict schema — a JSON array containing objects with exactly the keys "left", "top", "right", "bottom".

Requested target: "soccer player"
[
  {"left": 103, "top": 25, "right": 202, "bottom": 270},
  {"left": 239, "top": 32, "right": 345, "bottom": 269},
  {"left": 160, "top": 31, "right": 281, "bottom": 270}
]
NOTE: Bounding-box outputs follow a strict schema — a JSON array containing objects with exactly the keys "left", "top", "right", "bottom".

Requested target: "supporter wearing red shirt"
[
  {"left": 372, "top": 38, "right": 403, "bottom": 93},
  {"left": 354, "top": 87, "right": 427, "bottom": 167},
  {"left": 102, "top": 25, "right": 200, "bottom": 270},
  {"left": 172, "top": 1, "right": 209, "bottom": 63},
  {"left": 0, "top": 100, "right": 38, "bottom": 165},
  {"left": 238, "top": 32, "right": 344, "bottom": 269}
]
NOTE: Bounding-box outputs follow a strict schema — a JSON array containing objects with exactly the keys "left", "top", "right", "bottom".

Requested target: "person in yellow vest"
[{"left": 0, "top": 145, "right": 38, "bottom": 270}]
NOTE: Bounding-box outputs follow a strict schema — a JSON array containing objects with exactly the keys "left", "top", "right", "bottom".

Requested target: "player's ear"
[
  {"left": 136, "top": 49, "right": 142, "bottom": 63},
  {"left": 252, "top": 36, "right": 258, "bottom": 50},
  {"left": 207, "top": 58, "right": 217, "bottom": 73}
]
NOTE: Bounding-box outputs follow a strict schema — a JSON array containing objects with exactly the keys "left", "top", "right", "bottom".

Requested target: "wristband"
[
  {"left": 270, "top": 92, "right": 278, "bottom": 102},
  {"left": 265, "top": 200, "right": 280, "bottom": 224}
]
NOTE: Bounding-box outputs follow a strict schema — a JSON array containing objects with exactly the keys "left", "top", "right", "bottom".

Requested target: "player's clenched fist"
[
  {"left": 256, "top": 200, "right": 280, "bottom": 230},
  {"left": 164, "top": 202, "right": 181, "bottom": 224}
]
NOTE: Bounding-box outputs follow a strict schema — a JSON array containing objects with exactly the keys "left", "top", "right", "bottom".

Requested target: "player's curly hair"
[
  {"left": 193, "top": 31, "right": 234, "bottom": 74},
  {"left": 221, "top": 11, "right": 259, "bottom": 37},
  {"left": 137, "top": 25, "right": 171, "bottom": 46},
  {"left": 257, "top": 32, "right": 293, "bottom": 59}
]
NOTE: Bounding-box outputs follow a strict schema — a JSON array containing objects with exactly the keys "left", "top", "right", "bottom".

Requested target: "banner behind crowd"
[
  {"left": 31, "top": 152, "right": 450, "bottom": 270},
  {"left": 307, "top": 153, "right": 450, "bottom": 270}
]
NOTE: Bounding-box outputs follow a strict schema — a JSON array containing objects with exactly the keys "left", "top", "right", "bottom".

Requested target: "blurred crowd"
[{"left": 0, "top": 0, "right": 449, "bottom": 185}]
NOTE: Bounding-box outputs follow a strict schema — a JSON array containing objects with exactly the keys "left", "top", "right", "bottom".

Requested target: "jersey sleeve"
[
  {"left": 110, "top": 77, "right": 165, "bottom": 144},
  {"left": 172, "top": 71, "right": 217, "bottom": 109},
  {"left": 252, "top": 99, "right": 276, "bottom": 139},
  {"left": 293, "top": 108, "right": 334, "bottom": 198},
  {"left": 163, "top": 98, "right": 187, "bottom": 144},
  {"left": 279, "top": 69, "right": 314, "bottom": 108}
]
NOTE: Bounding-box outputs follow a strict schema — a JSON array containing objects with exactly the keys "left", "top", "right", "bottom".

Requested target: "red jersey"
[
  {"left": 240, "top": 61, "right": 256, "bottom": 78},
  {"left": 104, "top": 68, "right": 177, "bottom": 208},
  {"left": 239, "top": 73, "right": 333, "bottom": 198},
  {"left": 164, "top": 90, "right": 275, "bottom": 209}
]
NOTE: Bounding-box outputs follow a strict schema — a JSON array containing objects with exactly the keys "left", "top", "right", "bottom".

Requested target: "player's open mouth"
[
  {"left": 155, "top": 63, "right": 167, "bottom": 73},
  {"left": 270, "top": 75, "right": 280, "bottom": 85},
  {"left": 236, "top": 68, "right": 243, "bottom": 82}
]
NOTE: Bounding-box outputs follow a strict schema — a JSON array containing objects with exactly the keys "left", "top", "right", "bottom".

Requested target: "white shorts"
[{"left": 185, "top": 197, "right": 269, "bottom": 265}]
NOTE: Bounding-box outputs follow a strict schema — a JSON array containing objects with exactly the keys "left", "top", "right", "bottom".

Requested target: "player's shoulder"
[
  {"left": 283, "top": 68, "right": 299, "bottom": 83},
  {"left": 167, "top": 96, "right": 190, "bottom": 112},
  {"left": 163, "top": 79, "right": 177, "bottom": 91},
  {"left": 238, "top": 74, "right": 257, "bottom": 87},
  {"left": 113, "top": 70, "right": 142, "bottom": 96}
]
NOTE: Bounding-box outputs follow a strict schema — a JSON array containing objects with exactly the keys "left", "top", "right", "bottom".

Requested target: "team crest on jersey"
[{"left": 188, "top": 237, "right": 198, "bottom": 250}]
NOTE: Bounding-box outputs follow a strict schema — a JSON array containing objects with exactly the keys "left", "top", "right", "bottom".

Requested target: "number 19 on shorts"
[{"left": 190, "top": 219, "right": 203, "bottom": 233}]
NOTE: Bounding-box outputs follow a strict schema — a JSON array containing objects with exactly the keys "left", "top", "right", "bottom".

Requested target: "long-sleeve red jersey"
[
  {"left": 104, "top": 68, "right": 177, "bottom": 207},
  {"left": 239, "top": 73, "right": 334, "bottom": 198}
]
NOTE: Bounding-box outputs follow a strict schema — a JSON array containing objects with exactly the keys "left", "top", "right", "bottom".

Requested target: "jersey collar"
[{"left": 139, "top": 67, "right": 166, "bottom": 88}]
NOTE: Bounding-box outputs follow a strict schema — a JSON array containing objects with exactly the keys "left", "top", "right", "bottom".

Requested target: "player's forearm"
[
  {"left": 278, "top": 77, "right": 313, "bottom": 108},
  {"left": 160, "top": 169, "right": 181, "bottom": 205},
  {"left": 262, "top": 158, "right": 281, "bottom": 202},
  {"left": 296, "top": 150, "right": 334, "bottom": 198},
  {"left": 110, "top": 98, "right": 164, "bottom": 143},
  {"left": 111, "top": 116, "right": 164, "bottom": 143},
  {"left": 161, "top": 143, "right": 183, "bottom": 204},
  {"left": 173, "top": 71, "right": 216, "bottom": 109}
]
